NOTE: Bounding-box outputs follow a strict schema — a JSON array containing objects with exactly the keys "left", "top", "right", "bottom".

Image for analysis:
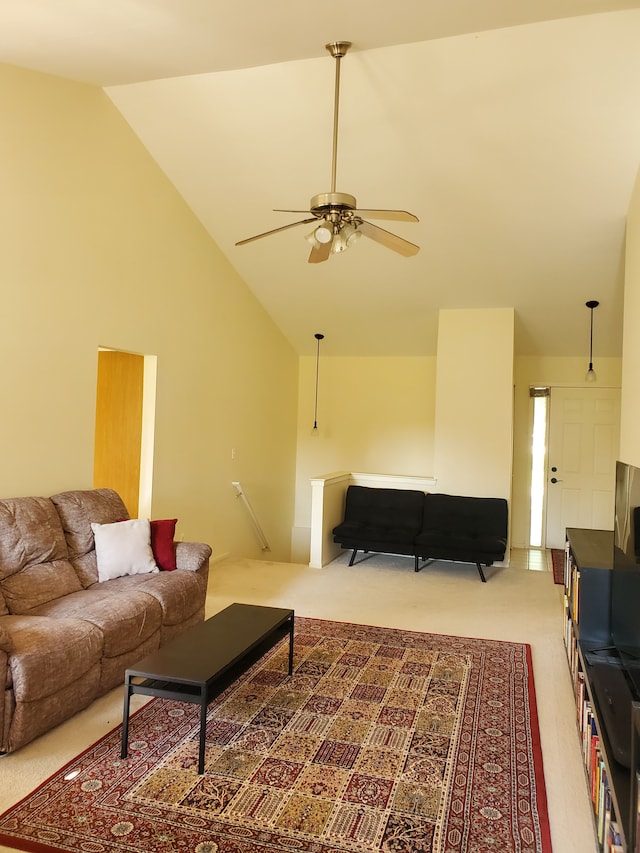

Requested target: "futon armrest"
[{"left": 175, "top": 541, "right": 212, "bottom": 573}]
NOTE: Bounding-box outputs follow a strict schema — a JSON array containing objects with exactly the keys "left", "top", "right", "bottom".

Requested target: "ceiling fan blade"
[
  {"left": 274, "top": 209, "right": 315, "bottom": 215},
  {"left": 308, "top": 239, "right": 332, "bottom": 264},
  {"left": 354, "top": 209, "right": 419, "bottom": 222},
  {"left": 236, "top": 218, "right": 316, "bottom": 246},
  {"left": 357, "top": 220, "right": 420, "bottom": 257}
]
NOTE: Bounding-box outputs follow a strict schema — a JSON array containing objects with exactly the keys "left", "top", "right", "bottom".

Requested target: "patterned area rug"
[
  {"left": 0, "top": 617, "right": 551, "bottom": 853},
  {"left": 551, "top": 549, "right": 565, "bottom": 585}
]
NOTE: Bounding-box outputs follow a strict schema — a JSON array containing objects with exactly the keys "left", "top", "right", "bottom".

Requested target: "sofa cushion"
[
  {"left": 150, "top": 518, "right": 178, "bottom": 571},
  {"left": 0, "top": 496, "right": 82, "bottom": 614},
  {"left": 3, "top": 614, "right": 103, "bottom": 701},
  {"left": 91, "top": 518, "right": 158, "bottom": 581},
  {"left": 30, "top": 587, "right": 163, "bottom": 659},
  {"left": 1, "top": 614, "right": 103, "bottom": 753},
  {"left": 87, "top": 569, "right": 205, "bottom": 627},
  {"left": 50, "top": 488, "right": 129, "bottom": 587}
]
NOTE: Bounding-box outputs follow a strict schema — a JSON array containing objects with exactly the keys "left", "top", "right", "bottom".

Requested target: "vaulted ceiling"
[{"left": 2, "top": 1, "right": 640, "bottom": 356}]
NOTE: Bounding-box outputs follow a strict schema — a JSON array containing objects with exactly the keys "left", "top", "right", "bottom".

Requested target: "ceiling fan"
[{"left": 235, "top": 41, "right": 420, "bottom": 264}]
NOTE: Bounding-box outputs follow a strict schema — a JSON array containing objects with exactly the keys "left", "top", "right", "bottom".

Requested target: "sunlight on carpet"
[{"left": 0, "top": 617, "right": 552, "bottom": 853}]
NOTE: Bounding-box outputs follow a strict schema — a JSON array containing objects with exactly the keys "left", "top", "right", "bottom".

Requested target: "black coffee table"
[{"left": 120, "top": 603, "right": 294, "bottom": 773}]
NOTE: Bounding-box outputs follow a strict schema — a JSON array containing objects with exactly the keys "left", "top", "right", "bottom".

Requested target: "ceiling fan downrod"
[
  {"left": 309, "top": 42, "right": 355, "bottom": 225},
  {"left": 325, "top": 41, "right": 351, "bottom": 195}
]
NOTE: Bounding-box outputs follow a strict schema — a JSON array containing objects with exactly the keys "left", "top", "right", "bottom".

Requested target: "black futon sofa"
[{"left": 332, "top": 485, "right": 508, "bottom": 582}]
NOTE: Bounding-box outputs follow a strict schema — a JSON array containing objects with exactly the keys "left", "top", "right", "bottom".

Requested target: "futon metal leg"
[
  {"left": 348, "top": 549, "right": 358, "bottom": 566},
  {"left": 476, "top": 563, "right": 487, "bottom": 583},
  {"left": 414, "top": 555, "right": 419, "bottom": 572}
]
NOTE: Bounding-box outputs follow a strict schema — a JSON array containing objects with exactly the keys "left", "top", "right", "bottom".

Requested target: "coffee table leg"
[
  {"left": 121, "top": 676, "right": 132, "bottom": 759},
  {"left": 198, "top": 689, "right": 207, "bottom": 774},
  {"left": 288, "top": 613, "right": 294, "bottom": 676}
]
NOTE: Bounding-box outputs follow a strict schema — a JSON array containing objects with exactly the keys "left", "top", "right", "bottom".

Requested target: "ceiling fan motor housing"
[
  {"left": 310, "top": 192, "right": 357, "bottom": 214},
  {"left": 311, "top": 192, "right": 359, "bottom": 233}
]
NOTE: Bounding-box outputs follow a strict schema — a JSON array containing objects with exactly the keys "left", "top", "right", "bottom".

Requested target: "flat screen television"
[{"left": 612, "top": 459, "right": 640, "bottom": 700}]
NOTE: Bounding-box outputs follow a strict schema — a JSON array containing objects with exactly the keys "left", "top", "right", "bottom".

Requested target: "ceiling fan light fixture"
[
  {"left": 342, "top": 223, "right": 361, "bottom": 248},
  {"left": 331, "top": 232, "right": 347, "bottom": 254},
  {"left": 314, "top": 222, "right": 333, "bottom": 244}
]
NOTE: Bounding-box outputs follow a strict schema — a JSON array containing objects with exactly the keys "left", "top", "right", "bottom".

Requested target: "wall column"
[{"left": 434, "top": 308, "right": 515, "bottom": 500}]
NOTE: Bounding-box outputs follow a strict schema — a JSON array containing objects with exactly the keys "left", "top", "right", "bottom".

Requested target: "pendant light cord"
[
  {"left": 585, "top": 300, "right": 599, "bottom": 381},
  {"left": 313, "top": 333, "right": 324, "bottom": 430}
]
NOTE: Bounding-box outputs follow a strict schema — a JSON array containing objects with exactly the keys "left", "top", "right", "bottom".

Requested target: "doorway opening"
[
  {"left": 529, "top": 387, "right": 550, "bottom": 548},
  {"left": 93, "top": 348, "right": 157, "bottom": 518}
]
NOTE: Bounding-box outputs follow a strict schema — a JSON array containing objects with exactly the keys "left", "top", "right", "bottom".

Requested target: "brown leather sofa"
[{"left": 0, "top": 488, "right": 211, "bottom": 754}]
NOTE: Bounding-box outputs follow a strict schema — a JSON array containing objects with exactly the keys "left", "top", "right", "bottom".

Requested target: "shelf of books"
[
  {"left": 564, "top": 528, "right": 630, "bottom": 853},
  {"left": 574, "top": 668, "right": 625, "bottom": 851}
]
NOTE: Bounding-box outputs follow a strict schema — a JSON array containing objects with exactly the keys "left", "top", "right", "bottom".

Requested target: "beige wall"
[
  {"left": 621, "top": 166, "right": 640, "bottom": 466},
  {"left": 0, "top": 63, "right": 298, "bottom": 561},
  {"left": 292, "top": 356, "right": 436, "bottom": 559}
]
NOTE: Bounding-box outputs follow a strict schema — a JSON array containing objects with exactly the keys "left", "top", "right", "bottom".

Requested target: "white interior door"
[{"left": 545, "top": 387, "right": 620, "bottom": 549}]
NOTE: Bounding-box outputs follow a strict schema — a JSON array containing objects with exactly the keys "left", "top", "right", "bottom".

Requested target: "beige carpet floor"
[{"left": 0, "top": 550, "right": 596, "bottom": 852}]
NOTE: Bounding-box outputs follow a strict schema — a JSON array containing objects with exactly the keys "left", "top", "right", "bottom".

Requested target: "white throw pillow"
[{"left": 91, "top": 518, "right": 158, "bottom": 582}]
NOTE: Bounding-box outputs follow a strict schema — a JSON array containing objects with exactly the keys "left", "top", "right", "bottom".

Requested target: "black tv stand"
[
  {"left": 588, "top": 659, "right": 633, "bottom": 768},
  {"left": 564, "top": 527, "right": 632, "bottom": 851},
  {"left": 584, "top": 646, "right": 626, "bottom": 668}
]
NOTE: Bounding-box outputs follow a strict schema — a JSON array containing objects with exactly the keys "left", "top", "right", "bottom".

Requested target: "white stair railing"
[{"left": 232, "top": 482, "right": 270, "bottom": 552}]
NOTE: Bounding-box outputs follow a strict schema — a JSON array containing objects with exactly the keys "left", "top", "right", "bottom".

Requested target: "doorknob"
[{"left": 550, "top": 477, "right": 563, "bottom": 484}]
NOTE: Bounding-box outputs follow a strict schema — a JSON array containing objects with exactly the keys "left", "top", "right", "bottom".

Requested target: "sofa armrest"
[
  {"left": 0, "top": 619, "right": 11, "bottom": 753},
  {"left": 175, "top": 541, "right": 212, "bottom": 573},
  {"left": 0, "top": 621, "right": 13, "bottom": 654}
]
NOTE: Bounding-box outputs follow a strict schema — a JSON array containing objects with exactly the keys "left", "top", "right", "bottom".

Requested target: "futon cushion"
[
  {"left": 416, "top": 493, "right": 508, "bottom": 561},
  {"left": 333, "top": 486, "right": 425, "bottom": 541}
]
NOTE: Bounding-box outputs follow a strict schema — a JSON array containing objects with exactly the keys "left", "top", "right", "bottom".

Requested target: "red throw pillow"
[{"left": 150, "top": 518, "right": 178, "bottom": 571}]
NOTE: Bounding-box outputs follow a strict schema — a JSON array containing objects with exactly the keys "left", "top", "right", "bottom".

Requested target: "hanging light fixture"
[
  {"left": 585, "top": 300, "right": 599, "bottom": 383},
  {"left": 312, "top": 333, "right": 324, "bottom": 432},
  {"left": 314, "top": 221, "right": 334, "bottom": 244}
]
